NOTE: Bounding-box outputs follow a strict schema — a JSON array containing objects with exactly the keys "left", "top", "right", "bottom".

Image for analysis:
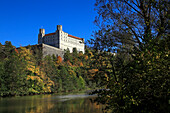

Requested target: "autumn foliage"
[
  {"left": 56, "top": 56, "right": 62, "bottom": 64},
  {"left": 0, "top": 42, "right": 97, "bottom": 97}
]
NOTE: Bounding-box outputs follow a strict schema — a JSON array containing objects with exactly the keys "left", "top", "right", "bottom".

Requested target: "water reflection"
[{"left": 0, "top": 93, "right": 105, "bottom": 113}]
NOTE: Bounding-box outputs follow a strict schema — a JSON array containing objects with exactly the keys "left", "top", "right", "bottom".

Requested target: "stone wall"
[{"left": 42, "top": 43, "right": 64, "bottom": 59}]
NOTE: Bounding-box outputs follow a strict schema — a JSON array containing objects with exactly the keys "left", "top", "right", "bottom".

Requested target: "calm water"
[{"left": 0, "top": 93, "right": 106, "bottom": 113}]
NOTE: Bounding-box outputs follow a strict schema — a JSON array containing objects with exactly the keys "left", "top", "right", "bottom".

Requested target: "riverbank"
[{"left": 0, "top": 88, "right": 95, "bottom": 98}]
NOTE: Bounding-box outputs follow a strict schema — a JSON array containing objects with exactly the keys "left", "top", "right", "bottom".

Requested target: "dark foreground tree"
[
  {"left": 90, "top": 0, "right": 169, "bottom": 112},
  {"left": 92, "top": 0, "right": 169, "bottom": 51}
]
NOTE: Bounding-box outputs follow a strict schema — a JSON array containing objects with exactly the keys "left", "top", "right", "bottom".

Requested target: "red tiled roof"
[
  {"left": 44, "top": 32, "right": 56, "bottom": 36},
  {"left": 68, "top": 34, "right": 83, "bottom": 41},
  {"left": 44, "top": 32, "right": 84, "bottom": 41}
]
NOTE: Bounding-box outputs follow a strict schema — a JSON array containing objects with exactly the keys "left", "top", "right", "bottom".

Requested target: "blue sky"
[{"left": 0, "top": 0, "right": 97, "bottom": 47}]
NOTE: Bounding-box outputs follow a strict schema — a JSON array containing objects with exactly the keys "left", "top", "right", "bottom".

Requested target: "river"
[{"left": 0, "top": 93, "right": 107, "bottom": 113}]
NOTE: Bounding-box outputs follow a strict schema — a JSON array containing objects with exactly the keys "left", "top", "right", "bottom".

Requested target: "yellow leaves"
[
  {"left": 27, "top": 75, "right": 31, "bottom": 80},
  {"left": 19, "top": 47, "right": 32, "bottom": 61},
  {"left": 105, "top": 73, "right": 109, "bottom": 81},
  {"left": 89, "top": 51, "right": 94, "bottom": 58},
  {"left": 107, "top": 95, "right": 111, "bottom": 98},
  {"left": 27, "top": 65, "right": 35, "bottom": 72},
  {"left": 47, "top": 78, "right": 55, "bottom": 86},
  {"left": 27, "top": 73, "right": 54, "bottom": 93},
  {"left": 27, "top": 65, "right": 42, "bottom": 77},
  {"left": 27, "top": 75, "right": 42, "bottom": 82},
  {"left": 69, "top": 70, "right": 75, "bottom": 75},
  {"left": 29, "top": 88, "right": 39, "bottom": 93},
  {"left": 147, "top": 61, "right": 151, "bottom": 64},
  {"left": 88, "top": 69, "right": 98, "bottom": 77},
  {"left": 35, "top": 67, "right": 40, "bottom": 75},
  {"left": 85, "top": 55, "right": 88, "bottom": 60},
  {"left": 156, "top": 55, "right": 160, "bottom": 59},
  {"left": 46, "top": 86, "right": 52, "bottom": 92}
]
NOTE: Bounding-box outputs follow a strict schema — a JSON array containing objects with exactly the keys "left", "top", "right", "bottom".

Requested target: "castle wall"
[
  {"left": 41, "top": 32, "right": 59, "bottom": 48},
  {"left": 42, "top": 43, "right": 64, "bottom": 59},
  {"left": 59, "top": 31, "right": 84, "bottom": 53}
]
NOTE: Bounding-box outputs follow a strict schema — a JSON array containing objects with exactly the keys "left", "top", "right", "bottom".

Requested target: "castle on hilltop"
[{"left": 38, "top": 25, "right": 85, "bottom": 54}]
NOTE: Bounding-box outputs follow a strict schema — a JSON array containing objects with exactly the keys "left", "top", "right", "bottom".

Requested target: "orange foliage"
[
  {"left": 14, "top": 48, "right": 19, "bottom": 54},
  {"left": 85, "top": 55, "right": 88, "bottom": 60},
  {"left": 56, "top": 56, "right": 62, "bottom": 64},
  {"left": 79, "top": 62, "right": 83, "bottom": 66},
  {"left": 88, "top": 69, "right": 98, "bottom": 77},
  {"left": 89, "top": 69, "right": 98, "bottom": 73},
  {"left": 94, "top": 102, "right": 100, "bottom": 109},
  {"left": 66, "top": 61, "right": 72, "bottom": 66}
]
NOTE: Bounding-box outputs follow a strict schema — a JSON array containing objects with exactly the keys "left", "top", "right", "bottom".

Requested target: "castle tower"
[
  {"left": 39, "top": 28, "right": 45, "bottom": 34},
  {"left": 38, "top": 29, "right": 45, "bottom": 44},
  {"left": 57, "top": 25, "right": 62, "bottom": 31}
]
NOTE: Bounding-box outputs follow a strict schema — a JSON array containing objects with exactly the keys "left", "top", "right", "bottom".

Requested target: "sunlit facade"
[{"left": 38, "top": 25, "right": 85, "bottom": 53}]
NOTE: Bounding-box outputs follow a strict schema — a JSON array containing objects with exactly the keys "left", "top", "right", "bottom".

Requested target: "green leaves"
[
  {"left": 0, "top": 41, "right": 96, "bottom": 97},
  {"left": 91, "top": 0, "right": 170, "bottom": 112}
]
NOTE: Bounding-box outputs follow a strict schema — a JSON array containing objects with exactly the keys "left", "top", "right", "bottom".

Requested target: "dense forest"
[
  {"left": 90, "top": 0, "right": 169, "bottom": 113},
  {"left": 0, "top": 41, "right": 98, "bottom": 97}
]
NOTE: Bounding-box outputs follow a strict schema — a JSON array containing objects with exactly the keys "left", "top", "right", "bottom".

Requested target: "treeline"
[{"left": 0, "top": 41, "right": 97, "bottom": 97}]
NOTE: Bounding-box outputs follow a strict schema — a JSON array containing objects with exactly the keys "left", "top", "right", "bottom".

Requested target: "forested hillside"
[{"left": 0, "top": 41, "right": 97, "bottom": 97}]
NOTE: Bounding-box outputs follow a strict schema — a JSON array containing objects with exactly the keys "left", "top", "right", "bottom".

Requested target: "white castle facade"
[{"left": 38, "top": 25, "right": 85, "bottom": 53}]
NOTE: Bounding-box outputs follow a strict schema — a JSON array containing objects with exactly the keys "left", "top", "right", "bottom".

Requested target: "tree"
[
  {"left": 59, "top": 66, "right": 71, "bottom": 92},
  {"left": 0, "top": 45, "right": 29, "bottom": 96},
  {"left": 64, "top": 48, "right": 72, "bottom": 62},
  {"left": 77, "top": 76, "right": 86, "bottom": 90},
  {"left": 92, "top": 0, "right": 169, "bottom": 52},
  {"left": 0, "top": 41, "right": 14, "bottom": 60},
  {"left": 33, "top": 45, "right": 43, "bottom": 66},
  {"left": 0, "top": 61, "right": 5, "bottom": 96},
  {"left": 57, "top": 56, "right": 62, "bottom": 64},
  {"left": 90, "top": 0, "right": 170, "bottom": 112}
]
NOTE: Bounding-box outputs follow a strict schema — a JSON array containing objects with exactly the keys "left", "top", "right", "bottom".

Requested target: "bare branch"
[{"left": 123, "top": 0, "right": 143, "bottom": 17}]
